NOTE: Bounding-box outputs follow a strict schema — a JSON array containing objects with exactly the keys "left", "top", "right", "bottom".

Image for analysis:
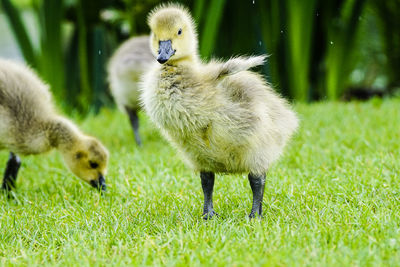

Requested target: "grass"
[{"left": 0, "top": 98, "right": 399, "bottom": 266}]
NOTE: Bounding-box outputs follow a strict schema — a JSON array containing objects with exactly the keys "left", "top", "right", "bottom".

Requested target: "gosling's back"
[
  {"left": 108, "top": 35, "right": 154, "bottom": 110},
  {"left": 0, "top": 59, "right": 55, "bottom": 152}
]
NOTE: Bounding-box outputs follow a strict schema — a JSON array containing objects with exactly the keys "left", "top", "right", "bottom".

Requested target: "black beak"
[
  {"left": 90, "top": 174, "right": 106, "bottom": 192},
  {"left": 157, "top": 40, "right": 175, "bottom": 64}
]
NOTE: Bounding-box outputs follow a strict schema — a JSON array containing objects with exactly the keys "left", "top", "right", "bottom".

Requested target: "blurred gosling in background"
[
  {"left": 141, "top": 4, "right": 299, "bottom": 219},
  {"left": 107, "top": 35, "right": 154, "bottom": 146},
  {"left": 0, "top": 59, "right": 109, "bottom": 192}
]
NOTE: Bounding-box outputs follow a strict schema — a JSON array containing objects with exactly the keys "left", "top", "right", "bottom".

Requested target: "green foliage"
[
  {"left": 38, "top": 0, "right": 65, "bottom": 100},
  {"left": 371, "top": 0, "right": 400, "bottom": 91},
  {"left": 2, "top": 0, "right": 66, "bottom": 100},
  {"left": 1, "top": 0, "right": 36, "bottom": 66},
  {"left": 1, "top": 99, "right": 400, "bottom": 265},
  {"left": 1, "top": 0, "right": 398, "bottom": 110},
  {"left": 75, "top": 0, "right": 91, "bottom": 109},
  {"left": 286, "top": 0, "right": 317, "bottom": 101},
  {"left": 198, "top": 0, "right": 226, "bottom": 59},
  {"left": 9, "top": 0, "right": 33, "bottom": 8},
  {"left": 1, "top": 0, "right": 116, "bottom": 113},
  {"left": 259, "top": 0, "right": 367, "bottom": 101},
  {"left": 259, "top": 1, "right": 286, "bottom": 94},
  {"left": 323, "top": 0, "right": 367, "bottom": 100}
]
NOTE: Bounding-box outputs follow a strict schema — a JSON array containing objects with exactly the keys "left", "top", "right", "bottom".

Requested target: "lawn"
[{"left": 0, "top": 99, "right": 399, "bottom": 266}]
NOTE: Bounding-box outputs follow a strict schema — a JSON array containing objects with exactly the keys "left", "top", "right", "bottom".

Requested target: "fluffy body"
[
  {"left": 141, "top": 5, "right": 298, "bottom": 175},
  {"left": 142, "top": 61, "right": 298, "bottom": 174},
  {"left": 108, "top": 35, "right": 154, "bottom": 111},
  {"left": 0, "top": 59, "right": 109, "bottom": 186}
]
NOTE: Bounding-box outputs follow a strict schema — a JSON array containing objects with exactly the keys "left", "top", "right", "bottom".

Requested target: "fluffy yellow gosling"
[
  {"left": 141, "top": 4, "right": 298, "bottom": 219},
  {"left": 0, "top": 59, "right": 109, "bottom": 192}
]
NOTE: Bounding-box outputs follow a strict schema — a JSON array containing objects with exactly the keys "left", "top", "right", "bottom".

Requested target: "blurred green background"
[{"left": 0, "top": 0, "right": 399, "bottom": 113}]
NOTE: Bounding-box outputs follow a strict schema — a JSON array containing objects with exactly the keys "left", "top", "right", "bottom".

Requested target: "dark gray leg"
[
  {"left": 248, "top": 173, "right": 266, "bottom": 219},
  {"left": 125, "top": 107, "right": 142, "bottom": 146},
  {"left": 2, "top": 152, "right": 21, "bottom": 191},
  {"left": 200, "top": 171, "right": 217, "bottom": 220}
]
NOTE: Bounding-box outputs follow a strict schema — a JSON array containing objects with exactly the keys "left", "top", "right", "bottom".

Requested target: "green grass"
[{"left": 1, "top": 98, "right": 400, "bottom": 266}]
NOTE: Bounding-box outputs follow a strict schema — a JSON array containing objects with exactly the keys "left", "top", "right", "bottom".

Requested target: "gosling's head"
[
  {"left": 62, "top": 136, "right": 109, "bottom": 191},
  {"left": 148, "top": 4, "right": 198, "bottom": 64}
]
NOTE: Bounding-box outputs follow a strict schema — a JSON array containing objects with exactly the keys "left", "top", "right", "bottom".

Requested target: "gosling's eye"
[
  {"left": 177, "top": 28, "right": 182, "bottom": 35},
  {"left": 89, "top": 161, "right": 98, "bottom": 169}
]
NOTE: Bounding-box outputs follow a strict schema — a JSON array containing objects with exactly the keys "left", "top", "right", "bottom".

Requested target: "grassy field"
[{"left": 0, "top": 99, "right": 399, "bottom": 266}]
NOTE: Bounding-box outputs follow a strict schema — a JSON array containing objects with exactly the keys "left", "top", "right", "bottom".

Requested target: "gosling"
[
  {"left": 0, "top": 59, "right": 109, "bottom": 192},
  {"left": 107, "top": 35, "right": 154, "bottom": 146},
  {"left": 141, "top": 4, "right": 299, "bottom": 219}
]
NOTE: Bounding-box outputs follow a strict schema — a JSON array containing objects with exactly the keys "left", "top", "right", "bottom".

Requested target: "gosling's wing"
[
  {"left": 0, "top": 59, "right": 53, "bottom": 109},
  {"left": 221, "top": 55, "right": 266, "bottom": 77},
  {"left": 201, "top": 55, "right": 267, "bottom": 81},
  {"left": 0, "top": 59, "right": 55, "bottom": 149}
]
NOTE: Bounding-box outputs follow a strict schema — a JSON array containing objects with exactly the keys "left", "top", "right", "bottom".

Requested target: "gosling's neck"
[
  {"left": 166, "top": 54, "right": 200, "bottom": 67},
  {"left": 47, "top": 117, "right": 81, "bottom": 152}
]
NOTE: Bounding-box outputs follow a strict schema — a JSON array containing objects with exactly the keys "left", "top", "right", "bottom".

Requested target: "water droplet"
[
  {"left": 252, "top": 0, "right": 255, "bottom": 4},
  {"left": 280, "top": 30, "right": 283, "bottom": 34},
  {"left": 259, "top": 41, "right": 262, "bottom": 46},
  {"left": 98, "top": 50, "right": 102, "bottom": 55},
  {"left": 330, "top": 41, "right": 333, "bottom": 45},
  {"left": 316, "top": 12, "right": 319, "bottom": 16}
]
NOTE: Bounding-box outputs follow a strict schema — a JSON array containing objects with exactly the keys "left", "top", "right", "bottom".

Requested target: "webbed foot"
[{"left": 203, "top": 210, "right": 218, "bottom": 220}]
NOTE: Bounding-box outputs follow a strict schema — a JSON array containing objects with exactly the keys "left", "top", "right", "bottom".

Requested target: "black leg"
[
  {"left": 125, "top": 107, "right": 142, "bottom": 146},
  {"left": 2, "top": 152, "right": 21, "bottom": 191},
  {"left": 248, "top": 173, "right": 266, "bottom": 219},
  {"left": 200, "top": 171, "right": 217, "bottom": 220}
]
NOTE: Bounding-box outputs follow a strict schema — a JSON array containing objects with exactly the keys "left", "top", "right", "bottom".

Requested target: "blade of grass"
[
  {"left": 325, "top": 0, "right": 366, "bottom": 99},
  {"left": 259, "top": 0, "right": 288, "bottom": 94},
  {"left": 193, "top": 0, "right": 205, "bottom": 24},
  {"left": 91, "top": 26, "right": 108, "bottom": 112},
  {"left": 286, "top": 0, "right": 317, "bottom": 101},
  {"left": 76, "top": 0, "right": 91, "bottom": 111},
  {"left": 38, "top": 0, "right": 65, "bottom": 101},
  {"left": 199, "top": 0, "right": 226, "bottom": 59}
]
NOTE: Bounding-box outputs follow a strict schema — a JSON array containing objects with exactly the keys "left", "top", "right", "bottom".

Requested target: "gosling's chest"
[
  {"left": 155, "top": 67, "right": 187, "bottom": 102},
  {"left": 146, "top": 67, "right": 204, "bottom": 131}
]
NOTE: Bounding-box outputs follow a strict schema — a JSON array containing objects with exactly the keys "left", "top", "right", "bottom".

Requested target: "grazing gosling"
[
  {"left": 141, "top": 4, "right": 299, "bottom": 219},
  {"left": 107, "top": 35, "right": 154, "bottom": 146},
  {"left": 0, "top": 59, "right": 109, "bottom": 192}
]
